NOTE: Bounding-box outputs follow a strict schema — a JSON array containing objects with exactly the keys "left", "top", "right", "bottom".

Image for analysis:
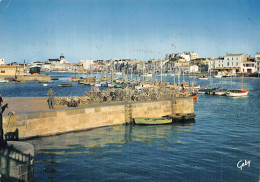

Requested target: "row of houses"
[{"left": 1, "top": 52, "right": 260, "bottom": 77}]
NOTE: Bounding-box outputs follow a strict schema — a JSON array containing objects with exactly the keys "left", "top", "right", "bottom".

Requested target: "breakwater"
[{"left": 3, "top": 98, "right": 194, "bottom": 139}]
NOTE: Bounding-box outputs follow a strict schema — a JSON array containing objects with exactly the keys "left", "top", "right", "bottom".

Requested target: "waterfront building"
[
  {"left": 80, "top": 60, "right": 94, "bottom": 70},
  {"left": 255, "top": 53, "right": 260, "bottom": 73},
  {"left": 0, "top": 58, "right": 4, "bottom": 65},
  {"left": 241, "top": 57, "right": 256, "bottom": 73},
  {"left": 215, "top": 53, "right": 248, "bottom": 74},
  {"left": 0, "top": 65, "right": 24, "bottom": 76}
]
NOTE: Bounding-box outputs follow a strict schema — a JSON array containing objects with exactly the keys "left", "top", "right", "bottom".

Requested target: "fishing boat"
[
  {"left": 134, "top": 117, "right": 172, "bottom": 125},
  {"left": 58, "top": 84, "right": 73, "bottom": 87}
]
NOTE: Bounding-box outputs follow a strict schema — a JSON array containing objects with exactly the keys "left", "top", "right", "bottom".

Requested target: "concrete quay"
[{"left": 2, "top": 97, "right": 194, "bottom": 139}]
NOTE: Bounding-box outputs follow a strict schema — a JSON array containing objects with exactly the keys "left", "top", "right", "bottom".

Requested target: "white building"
[
  {"left": 80, "top": 60, "right": 94, "bottom": 70},
  {"left": 215, "top": 53, "right": 248, "bottom": 74},
  {"left": 255, "top": 53, "right": 260, "bottom": 73},
  {"left": 241, "top": 59, "right": 255, "bottom": 73},
  {"left": 0, "top": 58, "right": 4, "bottom": 65}
]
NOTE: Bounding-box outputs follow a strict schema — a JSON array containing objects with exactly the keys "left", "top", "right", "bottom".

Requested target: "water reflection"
[{"left": 27, "top": 123, "right": 195, "bottom": 155}]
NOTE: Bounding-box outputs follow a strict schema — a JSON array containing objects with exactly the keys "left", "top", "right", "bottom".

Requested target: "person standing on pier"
[{"left": 47, "top": 87, "right": 55, "bottom": 109}]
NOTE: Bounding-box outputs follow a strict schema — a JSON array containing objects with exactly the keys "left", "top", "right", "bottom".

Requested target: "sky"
[{"left": 0, "top": 0, "right": 260, "bottom": 63}]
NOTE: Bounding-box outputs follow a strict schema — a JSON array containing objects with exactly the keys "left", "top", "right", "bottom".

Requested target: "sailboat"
[
  {"left": 226, "top": 73, "right": 249, "bottom": 97},
  {"left": 213, "top": 76, "right": 227, "bottom": 96}
]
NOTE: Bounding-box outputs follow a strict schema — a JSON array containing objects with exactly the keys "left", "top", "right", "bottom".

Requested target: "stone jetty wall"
[{"left": 3, "top": 98, "right": 194, "bottom": 139}]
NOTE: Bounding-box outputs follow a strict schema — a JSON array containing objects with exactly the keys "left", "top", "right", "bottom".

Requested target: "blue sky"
[{"left": 0, "top": 0, "right": 260, "bottom": 63}]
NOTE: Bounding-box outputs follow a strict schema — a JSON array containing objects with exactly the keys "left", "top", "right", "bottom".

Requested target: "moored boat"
[
  {"left": 165, "top": 113, "right": 196, "bottom": 122},
  {"left": 226, "top": 89, "right": 249, "bottom": 97},
  {"left": 58, "top": 84, "right": 73, "bottom": 87},
  {"left": 188, "top": 93, "right": 198, "bottom": 100},
  {"left": 213, "top": 89, "right": 227, "bottom": 96},
  {"left": 134, "top": 117, "right": 172, "bottom": 125},
  {"left": 198, "top": 76, "right": 208, "bottom": 80}
]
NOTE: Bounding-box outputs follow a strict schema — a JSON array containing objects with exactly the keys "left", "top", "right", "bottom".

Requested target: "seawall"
[{"left": 3, "top": 98, "right": 194, "bottom": 139}]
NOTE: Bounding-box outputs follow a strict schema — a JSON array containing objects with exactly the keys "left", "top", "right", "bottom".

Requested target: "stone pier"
[{"left": 3, "top": 98, "right": 194, "bottom": 139}]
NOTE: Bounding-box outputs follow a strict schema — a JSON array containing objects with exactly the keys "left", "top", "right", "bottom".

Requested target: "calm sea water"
[{"left": 1, "top": 73, "right": 259, "bottom": 181}]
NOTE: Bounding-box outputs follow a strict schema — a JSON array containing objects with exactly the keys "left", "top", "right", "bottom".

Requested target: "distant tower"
[{"left": 60, "top": 53, "right": 65, "bottom": 64}]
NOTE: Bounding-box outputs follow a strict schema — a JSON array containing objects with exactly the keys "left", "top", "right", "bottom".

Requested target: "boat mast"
[{"left": 242, "top": 72, "right": 243, "bottom": 90}]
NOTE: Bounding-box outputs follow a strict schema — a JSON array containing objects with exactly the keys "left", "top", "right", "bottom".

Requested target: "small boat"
[
  {"left": 141, "top": 73, "right": 153, "bottom": 77},
  {"left": 214, "top": 75, "right": 222, "bottom": 78},
  {"left": 38, "top": 80, "right": 54, "bottom": 83},
  {"left": 213, "top": 89, "right": 227, "bottom": 96},
  {"left": 0, "top": 80, "right": 9, "bottom": 83},
  {"left": 165, "top": 113, "right": 196, "bottom": 122},
  {"left": 226, "top": 73, "right": 249, "bottom": 97},
  {"left": 134, "top": 117, "right": 172, "bottom": 125},
  {"left": 108, "top": 83, "right": 115, "bottom": 88},
  {"left": 226, "top": 89, "right": 249, "bottom": 97},
  {"left": 43, "top": 84, "right": 48, "bottom": 86},
  {"left": 114, "top": 72, "right": 122, "bottom": 75},
  {"left": 51, "top": 78, "right": 59, "bottom": 80},
  {"left": 198, "top": 89, "right": 209, "bottom": 94},
  {"left": 58, "top": 84, "right": 73, "bottom": 87},
  {"left": 188, "top": 93, "right": 198, "bottom": 100},
  {"left": 94, "top": 83, "right": 101, "bottom": 87},
  {"left": 198, "top": 76, "right": 208, "bottom": 80}
]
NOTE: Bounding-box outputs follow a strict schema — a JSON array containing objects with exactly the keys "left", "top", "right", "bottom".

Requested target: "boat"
[
  {"left": 43, "top": 84, "right": 48, "bottom": 87},
  {"left": 213, "top": 89, "right": 227, "bottom": 96},
  {"left": 198, "top": 89, "right": 209, "bottom": 94},
  {"left": 94, "top": 83, "right": 101, "bottom": 87},
  {"left": 165, "top": 113, "right": 196, "bottom": 122},
  {"left": 114, "top": 72, "right": 122, "bottom": 75},
  {"left": 58, "top": 84, "right": 73, "bottom": 87},
  {"left": 226, "top": 73, "right": 249, "bottom": 97},
  {"left": 214, "top": 75, "right": 222, "bottom": 78},
  {"left": 141, "top": 73, "right": 153, "bottom": 77},
  {"left": 134, "top": 117, "right": 172, "bottom": 125},
  {"left": 188, "top": 93, "right": 198, "bottom": 100},
  {"left": 0, "top": 80, "right": 9, "bottom": 83},
  {"left": 38, "top": 80, "right": 54, "bottom": 83},
  {"left": 226, "top": 89, "right": 249, "bottom": 97},
  {"left": 198, "top": 76, "right": 208, "bottom": 80}
]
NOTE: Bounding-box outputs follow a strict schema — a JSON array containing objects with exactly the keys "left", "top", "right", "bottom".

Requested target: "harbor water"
[{"left": 1, "top": 73, "right": 259, "bottom": 181}]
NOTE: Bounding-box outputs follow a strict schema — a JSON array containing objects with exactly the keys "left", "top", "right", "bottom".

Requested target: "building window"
[
  {"left": 236, "top": 57, "right": 238, "bottom": 60},
  {"left": 222, "top": 64, "right": 223, "bottom": 67},
  {"left": 232, "top": 62, "right": 233, "bottom": 66},
  {"left": 232, "top": 57, "right": 233, "bottom": 60},
  {"left": 236, "top": 62, "right": 238, "bottom": 66},
  {"left": 1, "top": 70, "right": 5, "bottom": 73},
  {"left": 227, "top": 58, "right": 229, "bottom": 60},
  {"left": 227, "top": 62, "right": 229, "bottom": 66}
]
